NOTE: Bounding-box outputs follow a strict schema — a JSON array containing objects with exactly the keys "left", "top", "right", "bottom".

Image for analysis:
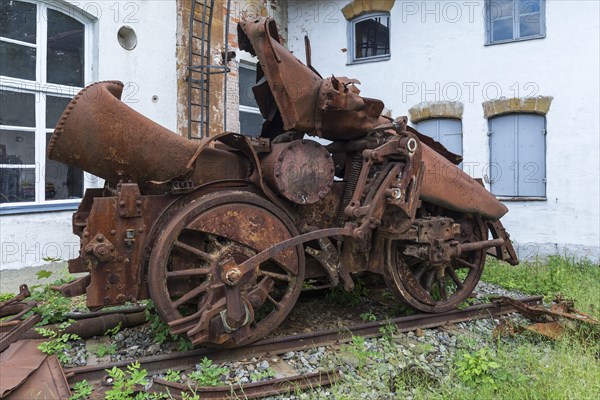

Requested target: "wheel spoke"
[
  {"left": 413, "top": 263, "right": 427, "bottom": 281},
  {"left": 446, "top": 266, "right": 464, "bottom": 289},
  {"left": 207, "top": 234, "right": 225, "bottom": 251},
  {"left": 423, "top": 271, "right": 435, "bottom": 292},
  {"left": 173, "top": 240, "right": 215, "bottom": 261},
  {"left": 454, "top": 257, "right": 478, "bottom": 270},
  {"left": 436, "top": 272, "right": 448, "bottom": 300},
  {"left": 167, "top": 268, "right": 212, "bottom": 278},
  {"left": 173, "top": 281, "right": 210, "bottom": 308},
  {"left": 266, "top": 295, "right": 282, "bottom": 310},
  {"left": 257, "top": 270, "right": 291, "bottom": 282}
]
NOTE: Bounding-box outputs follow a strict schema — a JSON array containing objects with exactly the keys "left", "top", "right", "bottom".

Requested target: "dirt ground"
[{"left": 0, "top": 261, "right": 72, "bottom": 294}]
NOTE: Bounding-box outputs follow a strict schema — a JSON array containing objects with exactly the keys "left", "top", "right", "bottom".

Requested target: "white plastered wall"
[
  {"left": 1, "top": 0, "right": 177, "bottom": 270},
  {"left": 287, "top": 0, "right": 599, "bottom": 261}
]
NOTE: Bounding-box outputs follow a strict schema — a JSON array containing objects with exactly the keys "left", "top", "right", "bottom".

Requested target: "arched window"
[
  {"left": 0, "top": 0, "right": 95, "bottom": 212},
  {"left": 488, "top": 113, "right": 546, "bottom": 198}
]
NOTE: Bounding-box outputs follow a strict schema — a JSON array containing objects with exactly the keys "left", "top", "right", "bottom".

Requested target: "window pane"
[
  {"left": 239, "top": 111, "right": 263, "bottom": 137},
  {"left": 46, "top": 96, "right": 71, "bottom": 128},
  {"left": 519, "top": 0, "right": 541, "bottom": 14},
  {"left": 519, "top": 13, "right": 541, "bottom": 37},
  {"left": 0, "top": 130, "right": 35, "bottom": 164},
  {"left": 239, "top": 66, "right": 258, "bottom": 108},
  {"left": 490, "top": 0, "right": 514, "bottom": 19},
  {"left": 0, "top": 90, "right": 35, "bottom": 127},
  {"left": 45, "top": 132, "right": 83, "bottom": 200},
  {"left": 354, "top": 15, "right": 390, "bottom": 59},
  {"left": 0, "top": 167, "right": 36, "bottom": 203},
  {"left": 47, "top": 9, "right": 84, "bottom": 87},
  {"left": 0, "top": 0, "right": 37, "bottom": 44},
  {"left": 492, "top": 17, "right": 513, "bottom": 42},
  {"left": 0, "top": 41, "right": 36, "bottom": 80}
]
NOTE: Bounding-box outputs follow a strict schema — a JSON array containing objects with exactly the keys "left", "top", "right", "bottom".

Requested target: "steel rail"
[
  {"left": 66, "top": 295, "right": 543, "bottom": 384},
  {"left": 149, "top": 370, "right": 340, "bottom": 399}
]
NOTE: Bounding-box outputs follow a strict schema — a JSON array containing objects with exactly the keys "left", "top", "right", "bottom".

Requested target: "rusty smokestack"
[{"left": 47, "top": 81, "right": 249, "bottom": 192}]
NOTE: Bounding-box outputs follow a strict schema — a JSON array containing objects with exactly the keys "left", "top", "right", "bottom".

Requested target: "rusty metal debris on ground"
[
  {"left": 21, "top": 310, "right": 147, "bottom": 341},
  {"left": 0, "top": 285, "right": 30, "bottom": 310},
  {"left": 492, "top": 296, "right": 598, "bottom": 340},
  {"left": 0, "top": 340, "right": 71, "bottom": 399},
  {"left": 0, "top": 284, "right": 38, "bottom": 353},
  {"left": 44, "top": 16, "right": 519, "bottom": 351},
  {"left": 151, "top": 370, "right": 340, "bottom": 399}
]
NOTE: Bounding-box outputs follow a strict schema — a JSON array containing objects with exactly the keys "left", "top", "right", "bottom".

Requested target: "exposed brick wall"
[{"left": 176, "top": 0, "right": 288, "bottom": 139}]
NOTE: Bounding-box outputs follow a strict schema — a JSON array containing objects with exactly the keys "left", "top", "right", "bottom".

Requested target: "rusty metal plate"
[{"left": 1, "top": 340, "right": 70, "bottom": 399}]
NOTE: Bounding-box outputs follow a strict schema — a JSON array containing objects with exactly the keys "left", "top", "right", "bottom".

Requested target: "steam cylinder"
[{"left": 260, "top": 140, "right": 334, "bottom": 204}]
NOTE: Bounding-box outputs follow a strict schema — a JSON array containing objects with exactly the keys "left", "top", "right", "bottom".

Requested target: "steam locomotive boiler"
[{"left": 49, "top": 18, "right": 518, "bottom": 347}]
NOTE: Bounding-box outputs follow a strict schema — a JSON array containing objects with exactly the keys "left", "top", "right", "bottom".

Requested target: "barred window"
[{"left": 348, "top": 13, "right": 390, "bottom": 64}]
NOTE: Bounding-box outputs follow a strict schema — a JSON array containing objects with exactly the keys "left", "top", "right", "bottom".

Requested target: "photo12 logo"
[{"left": 401, "top": 81, "right": 540, "bottom": 103}]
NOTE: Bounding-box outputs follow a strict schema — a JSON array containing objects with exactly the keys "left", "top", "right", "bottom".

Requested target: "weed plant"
[
  {"left": 36, "top": 320, "right": 81, "bottom": 363},
  {"left": 188, "top": 357, "right": 228, "bottom": 386}
]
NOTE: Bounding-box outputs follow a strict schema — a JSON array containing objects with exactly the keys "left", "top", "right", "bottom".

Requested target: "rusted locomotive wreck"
[{"left": 48, "top": 18, "right": 518, "bottom": 348}]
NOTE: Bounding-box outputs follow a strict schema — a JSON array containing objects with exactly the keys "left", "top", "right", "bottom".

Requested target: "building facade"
[
  {"left": 286, "top": 0, "right": 600, "bottom": 261},
  {"left": 1, "top": 0, "right": 598, "bottom": 270}
]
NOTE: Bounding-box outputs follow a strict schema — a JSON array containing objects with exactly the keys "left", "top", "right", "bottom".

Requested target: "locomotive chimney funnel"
[{"left": 47, "top": 81, "right": 249, "bottom": 192}]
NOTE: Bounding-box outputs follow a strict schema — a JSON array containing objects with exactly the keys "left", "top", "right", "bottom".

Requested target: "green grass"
[
  {"left": 302, "top": 255, "right": 600, "bottom": 400},
  {"left": 482, "top": 254, "right": 600, "bottom": 316},
  {"left": 402, "top": 338, "right": 600, "bottom": 400}
]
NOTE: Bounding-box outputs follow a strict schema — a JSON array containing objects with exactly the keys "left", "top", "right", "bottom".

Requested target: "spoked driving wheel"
[
  {"left": 384, "top": 213, "right": 487, "bottom": 313},
  {"left": 148, "top": 191, "right": 304, "bottom": 347}
]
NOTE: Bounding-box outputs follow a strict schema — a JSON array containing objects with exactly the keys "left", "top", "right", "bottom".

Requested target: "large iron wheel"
[
  {"left": 148, "top": 190, "right": 304, "bottom": 347},
  {"left": 384, "top": 213, "right": 486, "bottom": 313}
]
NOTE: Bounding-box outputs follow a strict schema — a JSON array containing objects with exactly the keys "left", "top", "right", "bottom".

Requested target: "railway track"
[{"left": 64, "top": 295, "right": 543, "bottom": 398}]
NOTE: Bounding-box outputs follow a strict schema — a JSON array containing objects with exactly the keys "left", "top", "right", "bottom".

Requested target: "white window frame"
[
  {"left": 0, "top": 0, "right": 98, "bottom": 215},
  {"left": 347, "top": 12, "right": 391, "bottom": 65},
  {"left": 238, "top": 61, "right": 262, "bottom": 137},
  {"left": 485, "top": 0, "right": 546, "bottom": 45}
]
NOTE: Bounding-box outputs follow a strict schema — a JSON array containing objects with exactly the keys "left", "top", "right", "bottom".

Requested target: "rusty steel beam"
[
  {"left": 150, "top": 371, "right": 340, "bottom": 399},
  {"left": 0, "top": 315, "right": 41, "bottom": 353},
  {"left": 20, "top": 311, "right": 148, "bottom": 341},
  {"left": 0, "top": 285, "right": 30, "bottom": 310}
]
